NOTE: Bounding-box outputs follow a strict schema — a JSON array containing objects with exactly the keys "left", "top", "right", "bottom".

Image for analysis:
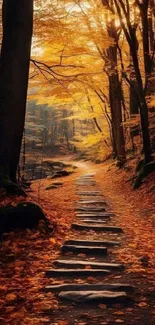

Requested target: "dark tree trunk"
[
  {"left": 109, "top": 71, "right": 126, "bottom": 166},
  {"left": 139, "top": 1, "right": 152, "bottom": 77},
  {"left": 130, "top": 37, "right": 152, "bottom": 164},
  {"left": 106, "top": 29, "right": 126, "bottom": 166},
  {"left": 0, "top": 0, "right": 33, "bottom": 186},
  {"left": 129, "top": 54, "right": 139, "bottom": 140},
  {"left": 113, "top": 0, "right": 152, "bottom": 164}
]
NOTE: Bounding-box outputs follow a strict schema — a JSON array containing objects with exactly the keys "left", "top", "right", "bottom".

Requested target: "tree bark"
[
  {"left": 106, "top": 28, "right": 126, "bottom": 166},
  {"left": 130, "top": 39, "right": 152, "bottom": 164},
  {"left": 0, "top": 0, "right": 33, "bottom": 185},
  {"left": 113, "top": 0, "right": 152, "bottom": 164}
]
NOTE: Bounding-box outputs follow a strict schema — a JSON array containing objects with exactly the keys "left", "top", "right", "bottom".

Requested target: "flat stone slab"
[
  {"left": 77, "top": 219, "right": 107, "bottom": 224},
  {"left": 54, "top": 260, "right": 124, "bottom": 270},
  {"left": 61, "top": 245, "right": 107, "bottom": 255},
  {"left": 75, "top": 207, "right": 106, "bottom": 212},
  {"left": 76, "top": 213, "right": 113, "bottom": 219},
  {"left": 78, "top": 200, "right": 108, "bottom": 205},
  {"left": 46, "top": 269, "right": 110, "bottom": 277},
  {"left": 45, "top": 283, "right": 135, "bottom": 293},
  {"left": 79, "top": 196, "right": 104, "bottom": 201},
  {"left": 77, "top": 192, "right": 101, "bottom": 196},
  {"left": 71, "top": 223, "right": 123, "bottom": 233},
  {"left": 64, "top": 239, "right": 120, "bottom": 247},
  {"left": 76, "top": 181, "right": 96, "bottom": 183},
  {"left": 77, "top": 179, "right": 95, "bottom": 181},
  {"left": 58, "top": 290, "right": 128, "bottom": 303}
]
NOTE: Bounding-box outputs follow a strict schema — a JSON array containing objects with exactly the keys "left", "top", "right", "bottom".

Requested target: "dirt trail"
[{"left": 0, "top": 158, "right": 155, "bottom": 325}]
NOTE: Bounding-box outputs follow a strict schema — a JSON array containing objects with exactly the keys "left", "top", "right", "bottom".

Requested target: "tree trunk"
[
  {"left": 129, "top": 54, "right": 139, "bottom": 140},
  {"left": 130, "top": 41, "right": 152, "bottom": 164},
  {"left": 106, "top": 33, "right": 126, "bottom": 166},
  {"left": 0, "top": 0, "right": 33, "bottom": 185},
  {"left": 113, "top": 0, "right": 152, "bottom": 164},
  {"left": 109, "top": 72, "right": 126, "bottom": 166}
]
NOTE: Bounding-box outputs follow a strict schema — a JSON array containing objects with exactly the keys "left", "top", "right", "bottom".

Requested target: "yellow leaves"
[
  {"left": 128, "top": 243, "right": 137, "bottom": 249},
  {"left": 49, "top": 237, "right": 56, "bottom": 245}
]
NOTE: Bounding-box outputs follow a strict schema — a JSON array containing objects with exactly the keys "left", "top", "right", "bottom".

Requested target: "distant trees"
[
  {"left": 0, "top": 0, "right": 33, "bottom": 188},
  {"left": 25, "top": 0, "right": 155, "bottom": 167}
]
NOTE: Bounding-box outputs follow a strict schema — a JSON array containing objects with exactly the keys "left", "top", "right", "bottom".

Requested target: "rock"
[
  {"left": 75, "top": 206, "right": 106, "bottom": 212},
  {"left": 46, "top": 268, "right": 110, "bottom": 277},
  {"left": 77, "top": 218, "right": 107, "bottom": 224},
  {"left": 61, "top": 244, "right": 107, "bottom": 255},
  {"left": 71, "top": 223, "right": 123, "bottom": 233},
  {"left": 76, "top": 182, "right": 96, "bottom": 186},
  {"left": 51, "top": 170, "right": 71, "bottom": 178},
  {"left": 64, "top": 239, "right": 120, "bottom": 247},
  {"left": 78, "top": 175, "right": 94, "bottom": 178},
  {"left": 52, "top": 182, "right": 63, "bottom": 186},
  {"left": 58, "top": 290, "right": 128, "bottom": 303},
  {"left": 45, "top": 283, "right": 135, "bottom": 293},
  {"left": 45, "top": 184, "right": 59, "bottom": 190},
  {"left": 79, "top": 196, "right": 104, "bottom": 201},
  {"left": 77, "top": 200, "right": 108, "bottom": 205},
  {"left": 77, "top": 191, "right": 101, "bottom": 196},
  {"left": 76, "top": 213, "right": 113, "bottom": 218},
  {"left": 0, "top": 202, "right": 47, "bottom": 235},
  {"left": 54, "top": 260, "right": 124, "bottom": 270}
]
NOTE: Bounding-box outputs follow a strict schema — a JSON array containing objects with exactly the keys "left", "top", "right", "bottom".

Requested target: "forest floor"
[{"left": 0, "top": 155, "right": 155, "bottom": 325}]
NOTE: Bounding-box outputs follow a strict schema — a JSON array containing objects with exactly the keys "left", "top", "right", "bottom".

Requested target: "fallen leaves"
[
  {"left": 138, "top": 302, "right": 148, "bottom": 308},
  {"left": 115, "top": 320, "right": 124, "bottom": 323},
  {"left": 0, "top": 160, "right": 155, "bottom": 324},
  {"left": 0, "top": 167, "right": 78, "bottom": 324},
  {"left": 113, "top": 311, "right": 124, "bottom": 316},
  {"left": 98, "top": 303, "right": 107, "bottom": 309},
  {"left": 6, "top": 293, "right": 17, "bottom": 302}
]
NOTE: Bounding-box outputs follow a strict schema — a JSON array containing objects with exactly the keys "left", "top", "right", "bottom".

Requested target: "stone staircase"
[{"left": 45, "top": 173, "right": 135, "bottom": 306}]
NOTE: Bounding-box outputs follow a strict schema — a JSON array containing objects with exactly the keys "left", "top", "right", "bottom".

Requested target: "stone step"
[
  {"left": 64, "top": 239, "right": 120, "bottom": 247},
  {"left": 61, "top": 244, "right": 107, "bottom": 255},
  {"left": 75, "top": 207, "right": 107, "bottom": 212},
  {"left": 76, "top": 213, "right": 113, "bottom": 219},
  {"left": 78, "top": 200, "right": 108, "bottom": 205},
  {"left": 76, "top": 181, "right": 96, "bottom": 184},
  {"left": 77, "top": 192, "right": 101, "bottom": 196},
  {"left": 76, "top": 180, "right": 96, "bottom": 182},
  {"left": 71, "top": 223, "right": 123, "bottom": 233},
  {"left": 78, "top": 174, "right": 95, "bottom": 177},
  {"left": 77, "top": 179, "right": 94, "bottom": 183},
  {"left": 46, "top": 268, "right": 110, "bottom": 277},
  {"left": 79, "top": 196, "right": 104, "bottom": 201},
  {"left": 54, "top": 260, "right": 124, "bottom": 270},
  {"left": 58, "top": 290, "right": 129, "bottom": 303},
  {"left": 77, "top": 218, "right": 107, "bottom": 224},
  {"left": 45, "top": 283, "right": 135, "bottom": 293}
]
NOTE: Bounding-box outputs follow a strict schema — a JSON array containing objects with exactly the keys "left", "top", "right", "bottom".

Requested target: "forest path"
[
  {"left": 40, "top": 158, "right": 155, "bottom": 325},
  {"left": 1, "top": 158, "right": 155, "bottom": 325}
]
